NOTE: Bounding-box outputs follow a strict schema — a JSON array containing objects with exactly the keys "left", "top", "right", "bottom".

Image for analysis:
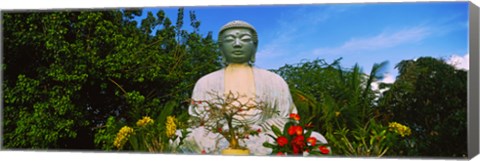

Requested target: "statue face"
[{"left": 220, "top": 28, "right": 256, "bottom": 64}]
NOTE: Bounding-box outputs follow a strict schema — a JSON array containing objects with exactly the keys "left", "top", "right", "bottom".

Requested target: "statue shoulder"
[
  {"left": 191, "top": 69, "right": 224, "bottom": 99},
  {"left": 194, "top": 69, "right": 224, "bottom": 86},
  {"left": 253, "top": 68, "right": 288, "bottom": 85},
  {"left": 254, "top": 68, "right": 285, "bottom": 79}
]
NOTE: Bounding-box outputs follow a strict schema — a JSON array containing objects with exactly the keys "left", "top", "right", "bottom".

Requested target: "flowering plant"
[
  {"left": 325, "top": 118, "right": 413, "bottom": 157},
  {"left": 388, "top": 122, "right": 411, "bottom": 137},
  {"left": 113, "top": 116, "right": 185, "bottom": 152},
  {"left": 190, "top": 92, "right": 266, "bottom": 152},
  {"left": 263, "top": 113, "right": 330, "bottom": 156},
  {"left": 111, "top": 102, "right": 189, "bottom": 153}
]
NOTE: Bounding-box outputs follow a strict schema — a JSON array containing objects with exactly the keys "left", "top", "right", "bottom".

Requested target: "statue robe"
[{"left": 182, "top": 67, "right": 327, "bottom": 155}]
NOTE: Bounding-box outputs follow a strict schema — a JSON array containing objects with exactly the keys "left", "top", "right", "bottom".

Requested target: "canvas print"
[{"left": 1, "top": 2, "right": 470, "bottom": 158}]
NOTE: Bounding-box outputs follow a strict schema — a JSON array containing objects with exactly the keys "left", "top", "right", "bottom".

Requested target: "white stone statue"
[{"left": 180, "top": 20, "right": 327, "bottom": 155}]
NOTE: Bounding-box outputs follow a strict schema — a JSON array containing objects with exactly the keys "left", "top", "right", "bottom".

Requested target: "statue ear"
[
  {"left": 249, "top": 43, "right": 257, "bottom": 65},
  {"left": 249, "top": 52, "right": 256, "bottom": 64},
  {"left": 221, "top": 51, "right": 227, "bottom": 64}
]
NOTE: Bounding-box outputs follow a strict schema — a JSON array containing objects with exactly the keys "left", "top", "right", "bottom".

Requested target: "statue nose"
[{"left": 233, "top": 39, "right": 242, "bottom": 47}]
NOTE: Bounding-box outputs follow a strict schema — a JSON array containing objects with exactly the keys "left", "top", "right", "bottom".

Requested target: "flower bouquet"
[{"left": 263, "top": 113, "right": 330, "bottom": 156}]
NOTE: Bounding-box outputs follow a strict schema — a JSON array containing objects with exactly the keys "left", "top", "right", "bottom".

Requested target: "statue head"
[{"left": 218, "top": 20, "right": 258, "bottom": 65}]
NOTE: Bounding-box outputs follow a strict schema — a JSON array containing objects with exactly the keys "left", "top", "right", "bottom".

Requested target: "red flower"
[
  {"left": 291, "top": 135, "right": 305, "bottom": 154},
  {"left": 292, "top": 145, "right": 301, "bottom": 154},
  {"left": 201, "top": 149, "right": 207, "bottom": 154},
  {"left": 288, "top": 125, "right": 303, "bottom": 136},
  {"left": 288, "top": 125, "right": 296, "bottom": 135},
  {"left": 257, "top": 128, "right": 262, "bottom": 133},
  {"left": 319, "top": 146, "right": 330, "bottom": 154},
  {"left": 192, "top": 100, "right": 203, "bottom": 105},
  {"left": 277, "top": 136, "right": 288, "bottom": 147},
  {"left": 295, "top": 126, "right": 303, "bottom": 136},
  {"left": 276, "top": 152, "right": 285, "bottom": 156},
  {"left": 291, "top": 135, "right": 305, "bottom": 146},
  {"left": 289, "top": 113, "right": 300, "bottom": 121},
  {"left": 263, "top": 113, "right": 330, "bottom": 156},
  {"left": 217, "top": 127, "right": 222, "bottom": 132},
  {"left": 307, "top": 137, "right": 316, "bottom": 146}
]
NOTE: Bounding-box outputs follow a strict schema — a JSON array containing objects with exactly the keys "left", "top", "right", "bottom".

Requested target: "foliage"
[
  {"left": 3, "top": 8, "right": 221, "bottom": 149},
  {"left": 274, "top": 59, "right": 387, "bottom": 136},
  {"left": 378, "top": 57, "right": 467, "bottom": 157},
  {"left": 263, "top": 113, "right": 330, "bottom": 156},
  {"left": 277, "top": 57, "right": 466, "bottom": 157},
  {"left": 102, "top": 106, "right": 180, "bottom": 152},
  {"left": 325, "top": 118, "right": 409, "bottom": 157},
  {"left": 94, "top": 116, "right": 122, "bottom": 151},
  {"left": 274, "top": 59, "right": 391, "bottom": 155},
  {"left": 100, "top": 101, "right": 190, "bottom": 152}
]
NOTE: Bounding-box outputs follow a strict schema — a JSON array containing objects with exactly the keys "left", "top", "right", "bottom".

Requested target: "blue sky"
[{"left": 138, "top": 2, "right": 469, "bottom": 83}]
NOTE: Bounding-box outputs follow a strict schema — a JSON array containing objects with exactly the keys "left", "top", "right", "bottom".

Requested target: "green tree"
[
  {"left": 274, "top": 58, "right": 386, "bottom": 135},
  {"left": 273, "top": 59, "right": 397, "bottom": 156},
  {"left": 378, "top": 57, "right": 467, "bottom": 157},
  {"left": 2, "top": 8, "right": 221, "bottom": 149}
]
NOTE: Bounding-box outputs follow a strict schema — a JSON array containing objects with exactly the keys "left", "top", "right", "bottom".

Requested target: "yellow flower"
[
  {"left": 388, "top": 122, "right": 412, "bottom": 137},
  {"left": 136, "top": 116, "right": 154, "bottom": 127},
  {"left": 113, "top": 126, "right": 134, "bottom": 149},
  {"left": 165, "top": 116, "right": 177, "bottom": 138},
  {"left": 335, "top": 111, "right": 341, "bottom": 117}
]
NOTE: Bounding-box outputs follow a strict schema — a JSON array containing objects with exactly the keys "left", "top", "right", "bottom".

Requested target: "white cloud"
[
  {"left": 371, "top": 73, "right": 396, "bottom": 91},
  {"left": 257, "top": 5, "right": 352, "bottom": 60},
  {"left": 381, "top": 73, "right": 396, "bottom": 84},
  {"left": 313, "top": 26, "right": 431, "bottom": 55},
  {"left": 446, "top": 53, "right": 469, "bottom": 70}
]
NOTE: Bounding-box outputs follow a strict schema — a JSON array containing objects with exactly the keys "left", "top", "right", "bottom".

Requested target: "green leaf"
[
  {"left": 271, "top": 125, "right": 283, "bottom": 137},
  {"left": 305, "top": 129, "right": 312, "bottom": 138},
  {"left": 283, "top": 121, "right": 294, "bottom": 135},
  {"left": 157, "top": 101, "right": 176, "bottom": 124},
  {"left": 267, "top": 134, "right": 277, "bottom": 140},
  {"left": 263, "top": 142, "right": 276, "bottom": 148}
]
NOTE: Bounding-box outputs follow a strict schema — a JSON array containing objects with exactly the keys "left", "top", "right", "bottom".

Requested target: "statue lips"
[{"left": 232, "top": 50, "right": 244, "bottom": 56}]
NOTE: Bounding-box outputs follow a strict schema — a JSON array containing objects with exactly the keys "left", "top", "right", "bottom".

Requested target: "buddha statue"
[{"left": 181, "top": 20, "right": 327, "bottom": 155}]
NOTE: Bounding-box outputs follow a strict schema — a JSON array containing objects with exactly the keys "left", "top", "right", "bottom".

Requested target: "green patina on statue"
[{"left": 218, "top": 20, "right": 259, "bottom": 65}]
